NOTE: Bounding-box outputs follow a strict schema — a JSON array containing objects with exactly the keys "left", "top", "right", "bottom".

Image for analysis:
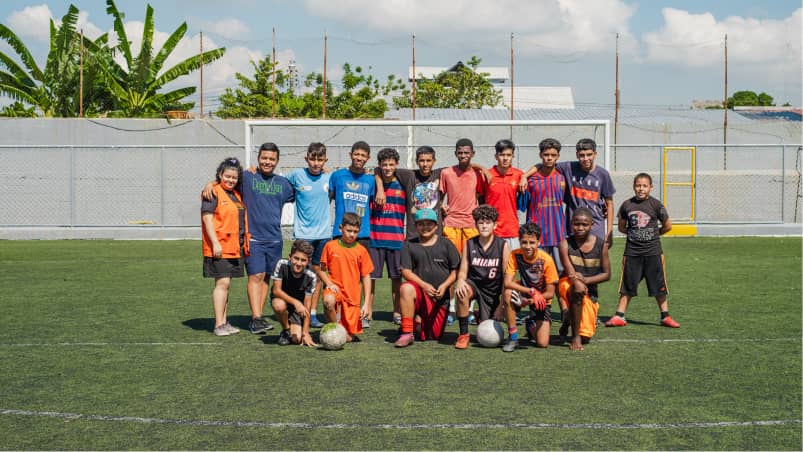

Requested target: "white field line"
[
  {"left": 0, "top": 337, "right": 798, "bottom": 347},
  {"left": 0, "top": 408, "right": 800, "bottom": 430}
]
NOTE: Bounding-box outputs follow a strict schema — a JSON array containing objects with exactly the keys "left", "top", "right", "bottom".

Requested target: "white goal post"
[{"left": 244, "top": 119, "right": 611, "bottom": 169}]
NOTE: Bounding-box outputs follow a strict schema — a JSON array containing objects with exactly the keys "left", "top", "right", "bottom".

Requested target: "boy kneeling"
[
  {"left": 557, "top": 208, "right": 611, "bottom": 351},
  {"left": 271, "top": 240, "right": 318, "bottom": 346},
  {"left": 395, "top": 208, "right": 460, "bottom": 347},
  {"left": 504, "top": 223, "right": 559, "bottom": 350}
]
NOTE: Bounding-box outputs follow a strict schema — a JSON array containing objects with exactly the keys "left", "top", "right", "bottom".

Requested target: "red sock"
[{"left": 401, "top": 317, "right": 414, "bottom": 334}]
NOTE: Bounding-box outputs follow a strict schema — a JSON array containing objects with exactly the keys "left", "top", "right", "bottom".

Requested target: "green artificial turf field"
[{"left": 0, "top": 237, "right": 800, "bottom": 450}]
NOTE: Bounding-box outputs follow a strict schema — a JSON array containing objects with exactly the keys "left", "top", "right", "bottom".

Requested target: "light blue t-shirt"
[
  {"left": 287, "top": 168, "right": 332, "bottom": 240},
  {"left": 329, "top": 168, "right": 375, "bottom": 239}
]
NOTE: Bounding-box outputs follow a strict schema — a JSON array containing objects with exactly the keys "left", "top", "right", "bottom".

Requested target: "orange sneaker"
[
  {"left": 605, "top": 316, "right": 627, "bottom": 327},
  {"left": 455, "top": 334, "right": 470, "bottom": 349},
  {"left": 661, "top": 316, "right": 680, "bottom": 328}
]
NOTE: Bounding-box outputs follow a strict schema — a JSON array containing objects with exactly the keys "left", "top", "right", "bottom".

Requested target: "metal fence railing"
[{"left": 1, "top": 143, "right": 800, "bottom": 232}]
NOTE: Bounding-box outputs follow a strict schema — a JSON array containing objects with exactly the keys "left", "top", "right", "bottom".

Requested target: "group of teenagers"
[{"left": 201, "top": 136, "right": 679, "bottom": 352}]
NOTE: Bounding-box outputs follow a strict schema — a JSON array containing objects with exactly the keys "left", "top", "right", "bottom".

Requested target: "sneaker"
[
  {"left": 392, "top": 315, "right": 402, "bottom": 325},
  {"left": 262, "top": 318, "right": 275, "bottom": 331},
  {"left": 454, "top": 334, "right": 470, "bottom": 349},
  {"left": 661, "top": 316, "right": 680, "bottom": 328},
  {"left": 214, "top": 323, "right": 234, "bottom": 336},
  {"left": 605, "top": 316, "right": 627, "bottom": 327},
  {"left": 468, "top": 314, "right": 477, "bottom": 325},
  {"left": 394, "top": 333, "right": 414, "bottom": 348},
  {"left": 249, "top": 318, "right": 269, "bottom": 334},
  {"left": 362, "top": 318, "right": 371, "bottom": 329},
  {"left": 223, "top": 322, "right": 240, "bottom": 335},
  {"left": 277, "top": 330, "right": 291, "bottom": 345},
  {"left": 502, "top": 339, "right": 519, "bottom": 352},
  {"left": 309, "top": 316, "right": 325, "bottom": 328},
  {"left": 446, "top": 314, "right": 455, "bottom": 326}
]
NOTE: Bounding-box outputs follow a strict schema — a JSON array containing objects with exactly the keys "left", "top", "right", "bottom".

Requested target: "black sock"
[
  {"left": 661, "top": 311, "right": 669, "bottom": 320},
  {"left": 458, "top": 316, "right": 469, "bottom": 335},
  {"left": 615, "top": 311, "right": 625, "bottom": 319}
]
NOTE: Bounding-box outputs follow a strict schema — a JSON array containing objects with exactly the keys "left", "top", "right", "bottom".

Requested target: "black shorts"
[
  {"left": 286, "top": 303, "right": 303, "bottom": 326},
  {"left": 466, "top": 280, "right": 501, "bottom": 322},
  {"left": 619, "top": 254, "right": 668, "bottom": 297},
  {"left": 528, "top": 304, "right": 553, "bottom": 323},
  {"left": 369, "top": 247, "right": 402, "bottom": 279},
  {"left": 203, "top": 256, "right": 245, "bottom": 278}
]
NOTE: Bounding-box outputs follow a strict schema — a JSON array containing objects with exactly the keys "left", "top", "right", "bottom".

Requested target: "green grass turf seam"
[{"left": 1, "top": 409, "right": 800, "bottom": 430}]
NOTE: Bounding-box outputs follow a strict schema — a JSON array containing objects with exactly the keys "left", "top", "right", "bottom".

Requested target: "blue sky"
[{"left": 1, "top": 0, "right": 800, "bottom": 112}]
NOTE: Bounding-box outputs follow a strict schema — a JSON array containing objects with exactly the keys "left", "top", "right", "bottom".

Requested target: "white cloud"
[
  {"left": 192, "top": 17, "right": 251, "bottom": 40},
  {"left": 301, "top": 0, "right": 638, "bottom": 57},
  {"left": 75, "top": 11, "right": 104, "bottom": 41},
  {"left": 6, "top": 4, "right": 53, "bottom": 42},
  {"left": 643, "top": 8, "right": 802, "bottom": 67}
]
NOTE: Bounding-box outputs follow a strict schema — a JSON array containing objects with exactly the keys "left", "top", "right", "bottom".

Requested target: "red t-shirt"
[{"left": 485, "top": 166, "right": 523, "bottom": 238}]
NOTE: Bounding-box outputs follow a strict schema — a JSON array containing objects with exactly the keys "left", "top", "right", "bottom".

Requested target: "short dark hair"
[
  {"left": 415, "top": 145, "right": 436, "bottom": 159},
  {"left": 539, "top": 138, "right": 561, "bottom": 153},
  {"left": 341, "top": 212, "right": 362, "bottom": 228},
  {"left": 572, "top": 207, "right": 594, "bottom": 221},
  {"left": 351, "top": 141, "right": 371, "bottom": 155},
  {"left": 519, "top": 222, "right": 542, "bottom": 240},
  {"left": 472, "top": 204, "right": 499, "bottom": 223},
  {"left": 377, "top": 148, "right": 400, "bottom": 164},
  {"left": 495, "top": 139, "right": 515, "bottom": 155},
  {"left": 307, "top": 142, "right": 327, "bottom": 159},
  {"left": 258, "top": 142, "right": 280, "bottom": 158},
  {"left": 576, "top": 138, "right": 597, "bottom": 152},
  {"left": 290, "top": 239, "right": 315, "bottom": 258},
  {"left": 455, "top": 138, "right": 474, "bottom": 150},
  {"left": 634, "top": 172, "right": 653, "bottom": 185},
  {"left": 215, "top": 157, "right": 243, "bottom": 191}
]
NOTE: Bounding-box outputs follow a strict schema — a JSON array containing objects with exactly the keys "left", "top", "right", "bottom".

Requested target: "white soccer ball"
[
  {"left": 477, "top": 319, "right": 505, "bottom": 348},
  {"left": 319, "top": 322, "right": 347, "bottom": 350}
]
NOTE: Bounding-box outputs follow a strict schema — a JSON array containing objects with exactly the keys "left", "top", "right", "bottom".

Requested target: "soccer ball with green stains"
[
  {"left": 477, "top": 319, "right": 505, "bottom": 348},
  {"left": 319, "top": 322, "right": 347, "bottom": 350}
]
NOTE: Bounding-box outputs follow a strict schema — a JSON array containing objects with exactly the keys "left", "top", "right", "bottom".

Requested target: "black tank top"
[
  {"left": 566, "top": 235, "right": 604, "bottom": 298},
  {"left": 466, "top": 236, "right": 505, "bottom": 296}
]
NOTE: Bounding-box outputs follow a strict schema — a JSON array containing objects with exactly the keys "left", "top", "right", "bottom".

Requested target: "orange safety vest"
[{"left": 202, "top": 184, "right": 250, "bottom": 258}]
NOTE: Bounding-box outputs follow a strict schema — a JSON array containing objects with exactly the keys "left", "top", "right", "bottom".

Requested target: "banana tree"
[{"left": 101, "top": 0, "right": 225, "bottom": 117}]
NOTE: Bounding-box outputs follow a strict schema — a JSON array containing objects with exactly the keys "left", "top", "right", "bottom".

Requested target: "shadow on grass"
[{"left": 182, "top": 315, "right": 274, "bottom": 333}]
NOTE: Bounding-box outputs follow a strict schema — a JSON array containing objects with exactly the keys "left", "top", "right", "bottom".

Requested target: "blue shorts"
[
  {"left": 303, "top": 238, "right": 329, "bottom": 266},
  {"left": 245, "top": 240, "right": 283, "bottom": 276}
]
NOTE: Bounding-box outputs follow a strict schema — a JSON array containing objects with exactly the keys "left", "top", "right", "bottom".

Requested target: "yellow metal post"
[{"left": 662, "top": 146, "right": 697, "bottom": 236}]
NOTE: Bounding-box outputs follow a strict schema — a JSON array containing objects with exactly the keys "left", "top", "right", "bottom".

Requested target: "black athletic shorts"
[
  {"left": 203, "top": 256, "right": 245, "bottom": 278},
  {"left": 619, "top": 254, "right": 668, "bottom": 297},
  {"left": 466, "top": 280, "right": 501, "bottom": 322}
]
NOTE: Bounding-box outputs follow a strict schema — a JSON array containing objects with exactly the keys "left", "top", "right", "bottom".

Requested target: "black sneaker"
[
  {"left": 277, "top": 330, "right": 291, "bottom": 346},
  {"left": 249, "top": 318, "right": 268, "bottom": 334},
  {"left": 502, "top": 339, "right": 519, "bottom": 352}
]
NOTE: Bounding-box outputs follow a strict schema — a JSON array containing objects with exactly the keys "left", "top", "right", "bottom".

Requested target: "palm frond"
[
  {"left": 151, "top": 22, "right": 187, "bottom": 77},
  {"left": 150, "top": 47, "right": 224, "bottom": 90},
  {"left": 106, "top": 0, "right": 132, "bottom": 68},
  {"left": 0, "top": 24, "right": 44, "bottom": 81}
]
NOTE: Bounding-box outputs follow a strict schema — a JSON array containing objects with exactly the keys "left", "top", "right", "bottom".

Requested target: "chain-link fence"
[{"left": 1, "top": 143, "right": 800, "bottom": 237}]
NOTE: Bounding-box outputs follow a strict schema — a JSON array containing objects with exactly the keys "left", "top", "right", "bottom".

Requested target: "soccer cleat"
[
  {"left": 394, "top": 333, "right": 414, "bottom": 348},
  {"left": 277, "top": 330, "right": 291, "bottom": 346},
  {"left": 502, "top": 339, "right": 519, "bottom": 352},
  {"left": 362, "top": 318, "right": 371, "bottom": 328},
  {"left": 309, "top": 316, "right": 325, "bottom": 328},
  {"left": 661, "top": 316, "right": 680, "bottom": 328},
  {"left": 454, "top": 334, "right": 470, "bottom": 349},
  {"left": 262, "top": 318, "right": 275, "bottom": 331},
  {"left": 605, "top": 316, "right": 627, "bottom": 327}
]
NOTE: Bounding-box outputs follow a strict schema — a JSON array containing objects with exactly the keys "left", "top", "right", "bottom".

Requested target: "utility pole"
[
  {"left": 510, "top": 33, "right": 514, "bottom": 121},
  {"left": 199, "top": 31, "right": 204, "bottom": 118},
  {"left": 723, "top": 33, "right": 728, "bottom": 169},
  {"left": 79, "top": 28, "right": 84, "bottom": 117},
  {"left": 412, "top": 33, "right": 416, "bottom": 121},
  {"left": 322, "top": 31, "right": 327, "bottom": 119},
  {"left": 272, "top": 28, "right": 277, "bottom": 118},
  {"left": 614, "top": 32, "right": 620, "bottom": 169}
]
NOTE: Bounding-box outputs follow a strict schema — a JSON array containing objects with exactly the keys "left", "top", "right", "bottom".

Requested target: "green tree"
[
  {"left": 217, "top": 59, "right": 404, "bottom": 119},
  {"left": 99, "top": 0, "right": 225, "bottom": 117},
  {"left": 728, "top": 90, "right": 776, "bottom": 108},
  {"left": 0, "top": 101, "right": 37, "bottom": 117},
  {"left": 0, "top": 4, "right": 109, "bottom": 116},
  {"left": 393, "top": 56, "right": 502, "bottom": 109}
]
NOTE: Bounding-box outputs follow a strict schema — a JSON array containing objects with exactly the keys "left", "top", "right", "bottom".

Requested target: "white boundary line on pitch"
[
  {"left": 1, "top": 409, "right": 800, "bottom": 430},
  {"left": 0, "top": 337, "right": 798, "bottom": 347}
]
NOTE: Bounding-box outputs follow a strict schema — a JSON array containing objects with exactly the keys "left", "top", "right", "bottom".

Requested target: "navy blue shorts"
[
  {"left": 303, "top": 238, "right": 329, "bottom": 266},
  {"left": 245, "top": 240, "right": 283, "bottom": 276},
  {"left": 369, "top": 247, "right": 402, "bottom": 279}
]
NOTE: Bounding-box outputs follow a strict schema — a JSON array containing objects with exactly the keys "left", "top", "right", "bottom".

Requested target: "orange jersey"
[
  {"left": 505, "top": 248, "right": 559, "bottom": 298},
  {"left": 320, "top": 239, "right": 374, "bottom": 306}
]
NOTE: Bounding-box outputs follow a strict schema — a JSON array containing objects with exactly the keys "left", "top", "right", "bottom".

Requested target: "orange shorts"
[
  {"left": 323, "top": 288, "right": 363, "bottom": 336},
  {"left": 442, "top": 226, "right": 478, "bottom": 255},
  {"left": 558, "top": 277, "right": 599, "bottom": 339}
]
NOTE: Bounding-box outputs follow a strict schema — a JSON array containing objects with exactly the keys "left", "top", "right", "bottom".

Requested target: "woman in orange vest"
[{"left": 202, "top": 157, "right": 250, "bottom": 336}]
